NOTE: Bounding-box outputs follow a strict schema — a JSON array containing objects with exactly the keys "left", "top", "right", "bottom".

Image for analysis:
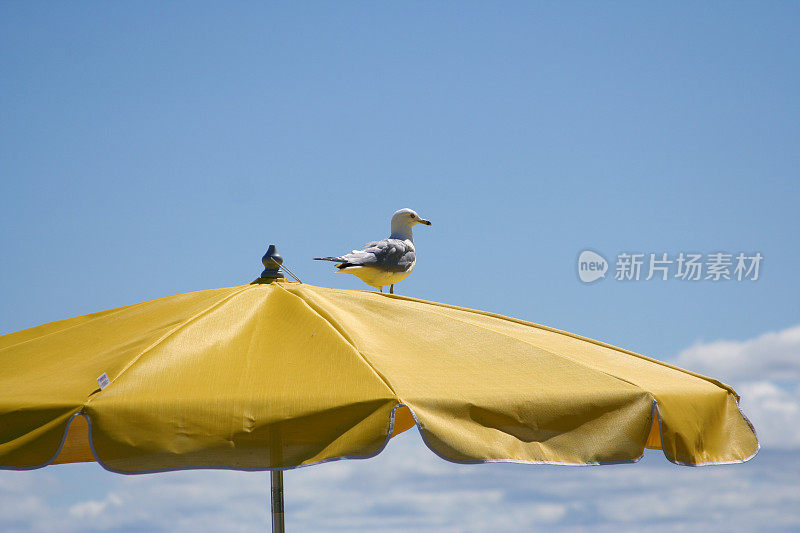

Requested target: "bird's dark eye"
[{"left": 410, "top": 214, "right": 416, "bottom": 218}]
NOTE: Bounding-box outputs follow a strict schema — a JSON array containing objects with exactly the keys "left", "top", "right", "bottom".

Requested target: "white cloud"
[
  {"left": 529, "top": 503, "right": 567, "bottom": 522},
  {"left": 736, "top": 381, "right": 800, "bottom": 449},
  {"left": 675, "top": 324, "right": 800, "bottom": 382},
  {"left": 673, "top": 324, "right": 800, "bottom": 449},
  {"left": 69, "top": 493, "right": 121, "bottom": 519}
]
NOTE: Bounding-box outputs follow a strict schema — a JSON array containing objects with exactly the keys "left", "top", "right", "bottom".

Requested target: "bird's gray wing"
[{"left": 339, "top": 239, "right": 415, "bottom": 272}]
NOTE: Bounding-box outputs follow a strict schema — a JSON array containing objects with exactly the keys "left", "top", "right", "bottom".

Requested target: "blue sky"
[{"left": 1, "top": 3, "right": 798, "bottom": 532}]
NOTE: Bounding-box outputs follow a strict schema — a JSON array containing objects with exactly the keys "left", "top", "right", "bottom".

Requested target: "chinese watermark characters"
[{"left": 578, "top": 250, "right": 762, "bottom": 283}]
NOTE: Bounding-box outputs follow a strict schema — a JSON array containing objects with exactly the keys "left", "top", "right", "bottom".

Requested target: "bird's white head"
[{"left": 390, "top": 208, "right": 431, "bottom": 240}]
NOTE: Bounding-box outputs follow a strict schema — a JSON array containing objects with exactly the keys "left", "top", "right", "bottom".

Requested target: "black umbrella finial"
[{"left": 260, "top": 244, "right": 285, "bottom": 280}]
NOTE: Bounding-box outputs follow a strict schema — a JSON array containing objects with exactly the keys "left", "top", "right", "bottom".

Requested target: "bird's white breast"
[{"left": 341, "top": 265, "right": 414, "bottom": 288}]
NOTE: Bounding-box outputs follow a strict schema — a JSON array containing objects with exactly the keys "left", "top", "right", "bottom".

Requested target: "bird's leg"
[
  {"left": 390, "top": 285, "right": 394, "bottom": 294},
  {"left": 379, "top": 287, "right": 383, "bottom": 293}
]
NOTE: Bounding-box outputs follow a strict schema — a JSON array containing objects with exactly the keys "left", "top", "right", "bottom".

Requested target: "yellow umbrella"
[{"left": 0, "top": 246, "right": 758, "bottom": 531}]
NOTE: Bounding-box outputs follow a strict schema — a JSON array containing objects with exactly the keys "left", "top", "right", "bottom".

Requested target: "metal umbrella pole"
[
  {"left": 270, "top": 471, "right": 285, "bottom": 533},
  {"left": 268, "top": 405, "right": 285, "bottom": 533}
]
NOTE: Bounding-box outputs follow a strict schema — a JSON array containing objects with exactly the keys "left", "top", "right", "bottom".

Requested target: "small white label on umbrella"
[{"left": 97, "top": 372, "right": 110, "bottom": 389}]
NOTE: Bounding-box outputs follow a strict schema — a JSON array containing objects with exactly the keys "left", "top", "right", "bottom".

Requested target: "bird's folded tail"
[{"left": 314, "top": 256, "right": 356, "bottom": 269}]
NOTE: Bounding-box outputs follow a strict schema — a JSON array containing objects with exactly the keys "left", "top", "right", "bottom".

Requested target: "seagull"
[{"left": 314, "top": 208, "right": 432, "bottom": 294}]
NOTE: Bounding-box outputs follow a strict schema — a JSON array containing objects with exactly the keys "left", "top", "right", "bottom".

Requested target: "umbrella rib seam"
[
  {"left": 85, "top": 285, "right": 253, "bottom": 401},
  {"left": 346, "top": 288, "right": 737, "bottom": 397},
  {"left": 275, "top": 284, "right": 400, "bottom": 399},
  {"left": 416, "top": 303, "right": 655, "bottom": 396},
  {"left": 408, "top": 305, "right": 666, "bottom": 452},
  {"left": 0, "top": 301, "right": 146, "bottom": 353}
]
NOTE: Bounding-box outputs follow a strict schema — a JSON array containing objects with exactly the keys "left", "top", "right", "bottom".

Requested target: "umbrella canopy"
[{"left": 0, "top": 278, "right": 757, "bottom": 474}]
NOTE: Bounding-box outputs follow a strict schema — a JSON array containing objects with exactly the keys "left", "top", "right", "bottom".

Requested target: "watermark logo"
[
  {"left": 577, "top": 250, "right": 608, "bottom": 283},
  {"left": 578, "top": 250, "right": 763, "bottom": 283}
]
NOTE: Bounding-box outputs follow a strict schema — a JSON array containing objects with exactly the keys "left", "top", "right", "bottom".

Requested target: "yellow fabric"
[{"left": 0, "top": 281, "right": 758, "bottom": 472}]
